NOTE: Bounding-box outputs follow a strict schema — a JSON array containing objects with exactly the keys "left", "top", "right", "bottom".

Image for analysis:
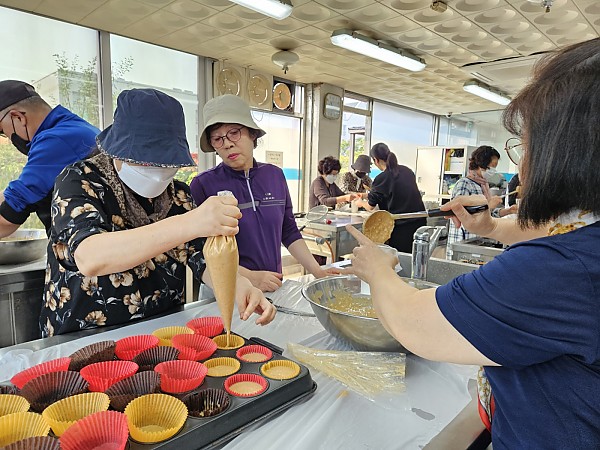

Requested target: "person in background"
[
  {"left": 445, "top": 145, "right": 516, "bottom": 260},
  {"left": 507, "top": 172, "right": 520, "bottom": 206},
  {"left": 190, "top": 95, "right": 338, "bottom": 293},
  {"left": 354, "top": 143, "right": 426, "bottom": 253},
  {"left": 42, "top": 89, "right": 275, "bottom": 337},
  {"left": 347, "top": 37, "right": 600, "bottom": 448},
  {"left": 0, "top": 80, "right": 99, "bottom": 237},
  {"left": 309, "top": 156, "right": 359, "bottom": 209},
  {"left": 340, "top": 154, "right": 372, "bottom": 196}
]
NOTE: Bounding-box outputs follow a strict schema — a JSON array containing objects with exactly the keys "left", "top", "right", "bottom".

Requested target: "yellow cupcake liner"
[
  {"left": 0, "top": 412, "right": 50, "bottom": 447},
  {"left": 204, "top": 357, "right": 241, "bottom": 377},
  {"left": 260, "top": 360, "right": 301, "bottom": 380},
  {"left": 41, "top": 392, "right": 110, "bottom": 437},
  {"left": 0, "top": 395, "right": 30, "bottom": 417},
  {"left": 124, "top": 393, "right": 187, "bottom": 443},
  {"left": 212, "top": 334, "right": 245, "bottom": 350},
  {"left": 152, "top": 327, "right": 193, "bottom": 347}
]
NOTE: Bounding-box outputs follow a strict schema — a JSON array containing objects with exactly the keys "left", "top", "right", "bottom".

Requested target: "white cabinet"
[{"left": 415, "top": 146, "right": 477, "bottom": 199}]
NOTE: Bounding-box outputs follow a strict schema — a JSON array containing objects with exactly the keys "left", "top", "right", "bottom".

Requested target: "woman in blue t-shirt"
[{"left": 347, "top": 38, "right": 600, "bottom": 449}]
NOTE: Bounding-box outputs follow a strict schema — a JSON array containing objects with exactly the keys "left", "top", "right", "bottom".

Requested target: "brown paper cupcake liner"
[
  {"left": 0, "top": 385, "right": 19, "bottom": 396},
  {"left": 0, "top": 395, "right": 30, "bottom": 417},
  {"left": 124, "top": 393, "right": 187, "bottom": 444},
  {"left": 186, "top": 316, "right": 224, "bottom": 338},
  {"left": 68, "top": 341, "right": 116, "bottom": 372},
  {"left": 59, "top": 410, "right": 128, "bottom": 450},
  {"left": 260, "top": 360, "right": 301, "bottom": 380},
  {"left": 224, "top": 374, "right": 268, "bottom": 398},
  {"left": 204, "top": 357, "right": 240, "bottom": 378},
  {"left": 171, "top": 334, "right": 217, "bottom": 361},
  {"left": 212, "top": 334, "right": 245, "bottom": 350},
  {"left": 0, "top": 411, "right": 51, "bottom": 447},
  {"left": 79, "top": 361, "right": 138, "bottom": 392},
  {"left": 132, "top": 346, "right": 179, "bottom": 372},
  {"left": 154, "top": 360, "right": 208, "bottom": 394},
  {"left": 183, "top": 388, "right": 230, "bottom": 418},
  {"left": 105, "top": 371, "right": 161, "bottom": 412},
  {"left": 236, "top": 345, "right": 273, "bottom": 363},
  {"left": 20, "top": 371, "right": 88, "bottom": 413},
  {"left": 2, "top": 435, "right": 61, "bottom": 450},
  {"left": 10, "top": 358, "right": 72, "bottom": 390},
  {"left": 41, "top": 392, "right": 110, "bottom": 437},
  {"left": 151, "top": 326, "right": 193, "bottom": 347},
  {"left": 115, "top": 335, "right": 160, "bottom": 361}
]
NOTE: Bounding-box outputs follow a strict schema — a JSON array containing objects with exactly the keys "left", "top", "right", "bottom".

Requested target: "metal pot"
[
  {"left": 301, "top": 275, "right": 438, "bottom": 352},
  {"left": 0, "top": 229, "right": 48, "bottom": 265}
]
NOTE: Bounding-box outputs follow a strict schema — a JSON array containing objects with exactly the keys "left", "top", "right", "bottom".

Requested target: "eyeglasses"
[
  {"left": 504, "top": 137, "right": 523, "bottom": 165},
  {"left": 209, "top": 127, "right": 244, "bottom": 149}
]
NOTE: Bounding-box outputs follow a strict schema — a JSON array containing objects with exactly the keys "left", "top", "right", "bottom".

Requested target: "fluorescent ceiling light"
[
  {"left": 229, "top": 0, "right": 293, "bottom": 20},
  {"left": 463, "top": 80, "right": 511, "bottom": 106},
  {"left": 330, "top": 29, "right": 426, "bottom": 72}
]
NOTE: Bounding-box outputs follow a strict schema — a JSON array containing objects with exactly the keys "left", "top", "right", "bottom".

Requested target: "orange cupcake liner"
[
  {"left": 183, "top": 388, "right": 230, "bottom": 418},
  {"left": 79, "top": 361, "right": 138, "bottom": 392},
  {"left": 236, "top": 345, "right": 273, "bottom": 363},
  {"left": 171, "top": 334, "right": 217, "bottom": 361},
  {"left": 154, "top": 360, "right": 207, "bottom": 394},
  {"left": 132, "top": 346, "right": 179, "bottom": 372},
  {"left": 186, "top": 316, "right": 224, "bottom": 338},
  {"left": 105, "top": 371, "right": 161, "bottom": 412},
  {"left": 68, "top": 341, "right": 116, "bottom": 372},
  {"left": 10, "top": 358, "right": 72, "bottom": 390},
  {"left": 59, "top": 410, "right": 128, "bottom": 450},
  {"left": 115, "top": 335, "right": 159, "bottom": 360},
  {"left": 20, "top": 371, "right": 88, "bottom": 413},
  {"left": 2, "top": 435, "right": 60, "bottom": 450},
  {"left": 224, "top": 373, "right": 268, "bottom": 398}
]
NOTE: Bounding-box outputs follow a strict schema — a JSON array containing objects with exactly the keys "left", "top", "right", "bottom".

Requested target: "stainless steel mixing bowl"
[
  {"left": 0, "top": 229, "right": 48, "bottom": 265},
  {"left": 301, "top": 275, "right": 438, "bottom": 352}
]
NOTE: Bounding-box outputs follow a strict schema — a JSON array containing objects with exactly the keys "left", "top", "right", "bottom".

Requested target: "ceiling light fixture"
[
  {"left": 272, "top": 50, "right": 299, "bottom": 74},
  {"left": 229, "top": 0, "right": 293, "bottom": 20},
  {"left": 463, "top": 80, "right": 511, "bottom": 106},
  {"left": 330, "top": 29, "right": 426, "bottom": 72},
  {"left": 526, "top": 0, "right": 553, "bottom": 13}
]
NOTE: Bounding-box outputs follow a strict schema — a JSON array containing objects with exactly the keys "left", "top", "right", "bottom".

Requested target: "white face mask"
[
  {"left": 482, "top": 167, "right": 497, "bottom": 180},
  {"left": 116, "top": 162, "right": 178, "bottom": 198},
  {"left": 325, "top": 174, "right": 337, "bottom": 184}
]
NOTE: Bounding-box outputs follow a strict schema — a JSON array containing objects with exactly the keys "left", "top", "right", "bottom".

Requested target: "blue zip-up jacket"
[{"left": 1, "top": 105, "right": 99, "bottom": 231}]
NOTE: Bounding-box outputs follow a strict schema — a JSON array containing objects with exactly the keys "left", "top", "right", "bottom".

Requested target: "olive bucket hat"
[
  {"left": 96, "top": 88, "right": 195, "bottom": 167},
  {"left": 352, "top": 154, "right": 372, "bottom": 173},
  {"left": 200, "top": 94, "right": 266, "bottom": 153}
]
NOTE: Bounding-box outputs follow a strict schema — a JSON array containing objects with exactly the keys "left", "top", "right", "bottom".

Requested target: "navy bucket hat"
[{"left": 97, "top": 88, "right": 195, "bottom": 167}]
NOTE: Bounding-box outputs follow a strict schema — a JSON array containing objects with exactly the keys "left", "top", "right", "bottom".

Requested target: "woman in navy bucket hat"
[{"left": 41, "top": 89, "right": 275, "bottom": 336}]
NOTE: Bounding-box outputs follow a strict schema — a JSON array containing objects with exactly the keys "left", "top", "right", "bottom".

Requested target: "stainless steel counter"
[{"left": 299, "top": 213, "right": 365, "bottom": 261}]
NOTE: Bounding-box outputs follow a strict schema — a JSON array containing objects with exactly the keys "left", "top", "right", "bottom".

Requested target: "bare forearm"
[
  {"left": 486, "top": 217, "right": 549, "bottom": 245},
  {"left": 0, "top": 215, "right": 20, "bottom": 238},
  {"left": 288, "top": 239, "right": 323, "bottom": 276}
]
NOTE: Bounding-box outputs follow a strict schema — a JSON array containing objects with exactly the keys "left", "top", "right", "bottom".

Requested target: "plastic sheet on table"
[{"left": 287, "top": 342, "right": 406, "bottom": 402}]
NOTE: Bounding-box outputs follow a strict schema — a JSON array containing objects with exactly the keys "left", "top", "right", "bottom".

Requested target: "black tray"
[{"left": 127, "top": 335, "right": 317, "bottom": 450}]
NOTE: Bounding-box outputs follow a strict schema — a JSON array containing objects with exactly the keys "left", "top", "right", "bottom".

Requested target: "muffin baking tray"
[{"left": 1, "top": 334, "right": 316, "bottom": 449}]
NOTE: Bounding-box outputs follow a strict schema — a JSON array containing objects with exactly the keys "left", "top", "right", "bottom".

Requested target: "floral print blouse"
[{"left": 41, "top": 160, "right": 206, "bottom": 337}]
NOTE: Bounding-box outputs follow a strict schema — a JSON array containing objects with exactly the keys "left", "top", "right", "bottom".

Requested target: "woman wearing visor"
[{"left": 41, "top": 89, "right": 275, "bottom": 337}]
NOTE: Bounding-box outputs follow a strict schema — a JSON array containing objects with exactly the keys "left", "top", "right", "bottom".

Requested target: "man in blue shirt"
[{"left": 0, "top": 80, "right": 99, "bottom": 237}]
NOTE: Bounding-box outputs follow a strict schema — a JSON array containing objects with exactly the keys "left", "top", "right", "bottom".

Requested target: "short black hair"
[
  {"left": 468, "top": 145, "right": 500, "bottom": 170},
  {"left": 317, "top": 156, "right": 341, "bottom": 175},
  {"left": 503, "top": 38, "right": 600, "bottom": 227}
]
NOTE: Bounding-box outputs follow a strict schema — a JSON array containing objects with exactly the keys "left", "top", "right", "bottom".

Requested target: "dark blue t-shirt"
[{"left": 436, "top": 222, "right": 600, "bottom": 449}]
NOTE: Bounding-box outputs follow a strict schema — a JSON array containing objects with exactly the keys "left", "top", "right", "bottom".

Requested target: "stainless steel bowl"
[
  {"left": 0, "top": 229, "right": 48, "bottom": 265},
  {"left": 302, "top": 275, "right": 438, "bottom": 352}
]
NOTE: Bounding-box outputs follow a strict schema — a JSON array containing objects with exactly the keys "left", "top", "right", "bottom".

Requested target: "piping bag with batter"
[{"left": 203, "top": 191, "right": 239, "bottom": 347}]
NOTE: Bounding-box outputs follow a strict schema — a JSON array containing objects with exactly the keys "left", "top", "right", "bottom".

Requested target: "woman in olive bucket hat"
[
  {"left": 190, "top": 94, "right": 339, "bottom": 293},
  {"left": 41, "top": 88, "right": 275, "bottom": 337}
]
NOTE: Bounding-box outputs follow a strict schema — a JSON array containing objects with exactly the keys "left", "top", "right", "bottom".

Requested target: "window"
[
  {"left": 0, "top": 7, "right": 100, "bottom": 229},
  {"left": 110, "top": 35, "right": 199, "bottom": 184},
  {"left": 340, "top": 93, "right": 370, "bottom": 179}
]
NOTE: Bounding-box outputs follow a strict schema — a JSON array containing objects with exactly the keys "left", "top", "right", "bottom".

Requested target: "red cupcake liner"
[
  {"left": 186, "top": 317, "right": 224, "bottom": 338},
  {"left": 2, "top": 436, "right": 61, "bottom": 450},
  {"left": 182, "top": 388, "right": 230, "bottom": 418},
  {"left": 154, "top": 360, "right": 208, "bottom": 394},
  {"left": 115, "top": 335, "right": 159, "bottom": 361},
  {"left": 236, "top": 345, "right": 273, "bottom": 363},
  {"left": 80, "top": 361, "right": 138, "bottom": 392},
  {"left": 69, "top": 341, "right": 116, "bottom": 372},
  {"left": 10, "top": 357, "right": 72, "bottom": 390},
  {"left": 59, "top": 410, "right": 128, "bottom": 450},
  {"left": 20, "top": 371, "right": 89, "bottom": 413},
  {"left": 171, "top": 334, "right": 217, "bottom": 361},
  {"left": 224, "top": 373, "right": 268, "bottom": 398},
  {"left": 132, "top": 346, "right": 179, "bottom": 372},
  {"left": 105, "top": 371, "right": 161, "bottom": 412}
]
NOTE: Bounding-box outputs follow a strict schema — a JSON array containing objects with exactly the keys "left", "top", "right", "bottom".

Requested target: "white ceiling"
[{"left": 1, "top": 0, "right": 598, "bottom": 116}]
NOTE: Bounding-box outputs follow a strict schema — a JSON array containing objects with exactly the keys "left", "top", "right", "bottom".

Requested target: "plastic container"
[
  {"left": 124, "top": 394, "right": 187, "bottom": 443},
  {"left": 10, "top": 358, "right": 72, "bottom": 390},
  {"left": 59, "top": 410, "right": 128, "bottom": 450},
  {"left": 41, "top": 392, "right": 110, "bottom": 437}
]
